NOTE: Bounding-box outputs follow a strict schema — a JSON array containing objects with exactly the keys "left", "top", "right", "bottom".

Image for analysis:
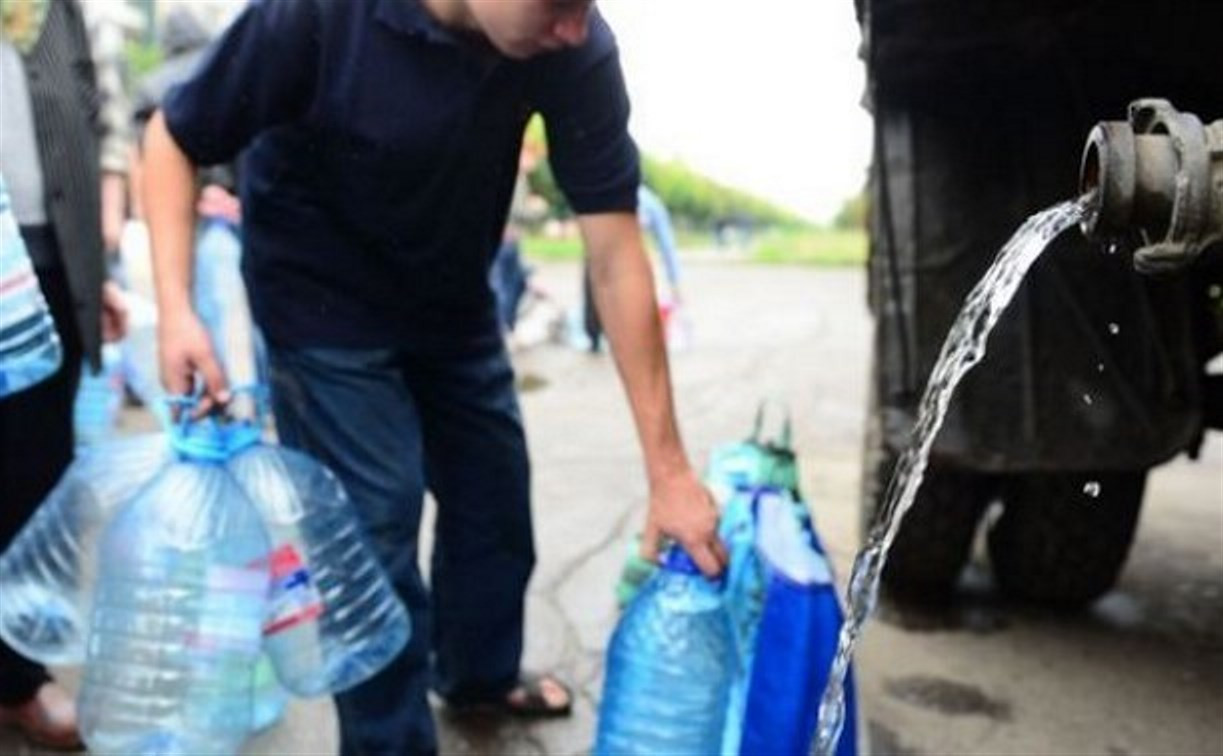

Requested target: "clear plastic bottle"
[
  {"left": 73, "top": 343, "right": 125, "bottom": 447},
  {"left": 251, "top": 653, "right": 289, "bottom": 733},
  {"left": 78, "top": 452, "right": 270, "bottom": 756},
  {"left": 227, "top": 443, "right": 410, "bottom": 696},
  {"left": 0, "top": 174, "right": 62, "bottom": 398},
  {"left": 0, "top": 433, "right": 171, "bottom": 664},
  {"left": 596, "top": 548, "right": 735, "bottom": 756},
  {"left": 193, "top": 218, "right": 259, "bottom": 386}
]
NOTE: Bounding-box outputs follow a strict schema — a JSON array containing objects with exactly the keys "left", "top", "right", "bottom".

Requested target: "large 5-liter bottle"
[
  {"left": 0, "top": 173, "right": 62, "bottom": 398},
  {"left": 0, "top": 433, "right": 170, "bottom": 664},
  {"left": 596, "top": 548, "right": 735, "bottom": 756},
  {"left": 78, "top": 423, "right": 270, "bottom": 756},
  {"left": 251, "top": 653, "right": 289, "bottom": 733},
  {"left": 227, "top": 443, "right": 410, "bottom": 696}
]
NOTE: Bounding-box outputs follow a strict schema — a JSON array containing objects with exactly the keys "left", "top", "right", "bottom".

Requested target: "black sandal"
[{"left": 501, "top": 672, "right": 574, "bottom": 718}]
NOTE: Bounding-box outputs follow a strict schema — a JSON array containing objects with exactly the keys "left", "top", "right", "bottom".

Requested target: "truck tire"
[
  {"left": 861, "top": 408, "right": 992, "bottom": 601},
  {"left": 987, "top": 471, "right": 1146, "bottom": 606}
]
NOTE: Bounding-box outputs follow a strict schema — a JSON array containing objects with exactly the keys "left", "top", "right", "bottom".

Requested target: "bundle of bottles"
[
  {"left": 0, "top": 174, "right": 62, "bottom": 400},
  {"left": 599, "top": 405, "right": 859, "bottom": 756},
  {"left": 0, "top": 402, "right": 410, "bottom": 755}
]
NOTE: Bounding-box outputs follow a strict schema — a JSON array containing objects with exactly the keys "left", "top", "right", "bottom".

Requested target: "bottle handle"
[
  {"left": 749, "top": 398, "right": 792, "bottom": 450},
  {"left": 162, "top": 383, "right": 268, "bottom": 461}
]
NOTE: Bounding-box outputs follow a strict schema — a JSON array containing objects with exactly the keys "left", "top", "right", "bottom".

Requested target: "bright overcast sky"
[{"left": 599, "top": 0, "right": 873, "bottom": 224}]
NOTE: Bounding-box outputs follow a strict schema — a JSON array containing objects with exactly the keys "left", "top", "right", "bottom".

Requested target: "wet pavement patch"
[
  {"left": 868, "top": 720, "right": 922, "bottom": 755},
  {"left": 517, "top": 373, "right": 549, "bottom": 392},
  {"left": 884, "top": 676, "right": 1013, "bottom": 720},
  {"left": 876, "top": 596, "right": 1011, "bottom": 635}
]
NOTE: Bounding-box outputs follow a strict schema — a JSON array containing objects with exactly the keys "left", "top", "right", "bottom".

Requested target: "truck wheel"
[
  {"left": 987, "top": 471, "right": 1146, "bottom": 606},
  {"left": 861, "top": 411, "right": 992, "bottom": 601}
]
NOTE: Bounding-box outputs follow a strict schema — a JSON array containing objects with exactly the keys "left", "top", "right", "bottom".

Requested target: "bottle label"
[
  {"left": 186, "top": 564, "right": 267, "bottom": 653},
  {"left": 263, "top": 544, "right": 324, "bottom": 635}
]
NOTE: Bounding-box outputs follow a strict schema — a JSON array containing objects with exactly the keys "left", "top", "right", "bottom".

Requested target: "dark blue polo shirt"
[{"left": 163, "top": 0, "right": 639, "bottom": 352}]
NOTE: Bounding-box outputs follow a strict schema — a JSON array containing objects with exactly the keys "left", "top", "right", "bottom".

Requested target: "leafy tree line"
[{"left": 523, "top": 118, "right": 808, "bottom": 230}]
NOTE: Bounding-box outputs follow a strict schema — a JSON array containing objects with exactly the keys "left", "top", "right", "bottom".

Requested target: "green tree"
[
  {"left": 833, "top": 188, "right": 868, "bottom": 231},
  {"left": 522, "top": 115, "right": 809, "bottom": 230}
]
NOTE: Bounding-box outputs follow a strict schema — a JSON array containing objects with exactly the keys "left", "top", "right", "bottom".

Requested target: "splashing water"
[{"left": 811, "top": 196, "right": 1091, "bottom": 756}]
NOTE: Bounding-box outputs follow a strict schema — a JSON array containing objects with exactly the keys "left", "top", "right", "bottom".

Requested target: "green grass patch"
[
  {"left": 749, "top": 228, "right": 868, "bottom": 266},
  {"left": 522, "top": 235, "right": 584, "bottom": 261}
]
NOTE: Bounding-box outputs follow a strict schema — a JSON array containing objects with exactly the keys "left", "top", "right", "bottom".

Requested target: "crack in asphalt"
[{"left": 541, "top": 500, "right": 639, "bottom": 596}]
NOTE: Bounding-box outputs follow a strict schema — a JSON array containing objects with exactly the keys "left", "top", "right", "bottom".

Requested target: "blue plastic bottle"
[
  {"left": 0, "top": 174, "right": 62, "bottom": 398},
  {"left": 78, "top": 422, "right": 270, "bottom": 756},
  {"left": 596, "top": 548, "right": 735, "bottom": 756},
  {"left": 73, "top": 343, "right": 125, "bottom": 447}
]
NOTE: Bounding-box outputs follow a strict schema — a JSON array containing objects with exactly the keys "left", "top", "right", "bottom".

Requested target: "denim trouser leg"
[
  {"left": 403, "top": 349, "right": 534, "bottom": 703},
  {"left": 269, "top": 343, "right": 533, "bottom": 755}
]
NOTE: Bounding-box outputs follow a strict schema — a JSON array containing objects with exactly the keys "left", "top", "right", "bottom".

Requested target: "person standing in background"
[
  {"left": 490, "top": 139, "right": 547, "bottom": 335},
  {"left": 0, "top": 0, "right": 128, "bottom": 748},
  {"left": 584, "top": 183, "right": 685, "bottom": 352},
  {"left": 79, "top": 0, "right": 132, "bottom": 259}
]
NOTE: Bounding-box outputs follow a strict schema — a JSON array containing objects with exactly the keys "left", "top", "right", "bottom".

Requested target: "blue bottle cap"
[
  {"left": 170, "top": 417, "right": 261, "bottom": 462},
  {"left": 165, "top": 385, "right": 266, "bottom": 462},
  {"left": 660, "top": 546, "right": 702, "bottom": 575}
]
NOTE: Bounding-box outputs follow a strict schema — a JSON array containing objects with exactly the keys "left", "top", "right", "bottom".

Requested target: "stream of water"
[{"left": 812, "top": 195, "right": 1094, "bottom": 756}]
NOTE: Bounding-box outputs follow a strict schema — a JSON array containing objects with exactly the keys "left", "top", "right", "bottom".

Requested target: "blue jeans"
[
  {"left": 489, "top": 239, "right": 528, "bottom": 332},
  {"left": 268, "top": 342, "right": 534, "bottom": 756}
]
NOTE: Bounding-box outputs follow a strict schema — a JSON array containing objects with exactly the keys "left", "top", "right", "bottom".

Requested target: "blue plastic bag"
[{"left": 737, "top": 489, "right": 857, "bottom": 756}]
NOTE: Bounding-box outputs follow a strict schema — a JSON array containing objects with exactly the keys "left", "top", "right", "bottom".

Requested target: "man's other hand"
[{"left": 100, "top": 280, "right": 129, "bottom": 343}]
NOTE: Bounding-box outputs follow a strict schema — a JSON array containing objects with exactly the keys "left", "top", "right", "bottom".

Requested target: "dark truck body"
[
  {"left": 856, "top": 0, "right": 1223, "bottom": 603},
  {"left": 861, "top": 0, "right": 1222, "bottom": 470}
]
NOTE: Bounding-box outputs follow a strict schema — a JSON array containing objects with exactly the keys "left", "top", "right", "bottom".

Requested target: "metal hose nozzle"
[{"left": 1079, "top": 99, "right": 1222, "bottom": 273}]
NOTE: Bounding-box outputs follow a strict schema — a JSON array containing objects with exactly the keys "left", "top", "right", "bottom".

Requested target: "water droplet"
[
  {"left": 1083, "top": 393, "right": 1094, "bottom": 405},
  {"left": 1083, "top": 481, "right": 1101, "bottom": 498},
  {"left": 1107, "top": 240, "right": 1119, "bottom": 255},
  {"left": 1096, "top": 363, "right": 1105, "bottom": 373},
  {"left": 1108, "top": 323, "right": 1120, "bottom": 335}
]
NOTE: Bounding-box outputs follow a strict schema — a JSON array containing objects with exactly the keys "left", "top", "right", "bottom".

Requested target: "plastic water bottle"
[
  {"left": 0, "top": 434, "right": 171, "bottom": 664},
  {"left": 596, "top": 548, "right": 735, "bottom": 756},
  {"left": 73, "top": 343, "right": 126, "bottom": 447},
  {"left": 227, "top": 443, "right": 411, "bottom": 696},
  {"left": 194, "top": 218, "right": 260, "bottom": 385},
  {"left": 118, "top": 291, "right": 163, "bottom": 411},
  {"left": 0, "top": 174, "right": 62, "bottom": 398},
  {"left": 78, "top": 439, "right": 270, "bottom": 756},
  {"left": 251, "top": 653, "right": 289, "bottom": 733}
]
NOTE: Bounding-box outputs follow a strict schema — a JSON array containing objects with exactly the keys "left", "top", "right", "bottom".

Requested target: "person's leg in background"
[
  {"left": 582, "top": 257, "right": 603, "bottom": 353},
  {"left": 0, "top": 231, "right": 84, "bottom": 749},
  {"left": 490, "top": 239, "right": 529, "bottom": 335},
  {"left": 409, "top": 344, "right": 539, "bottom": 705},
  {"left": 268, "top": 345, "right": 436, "bottom": 756}
]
